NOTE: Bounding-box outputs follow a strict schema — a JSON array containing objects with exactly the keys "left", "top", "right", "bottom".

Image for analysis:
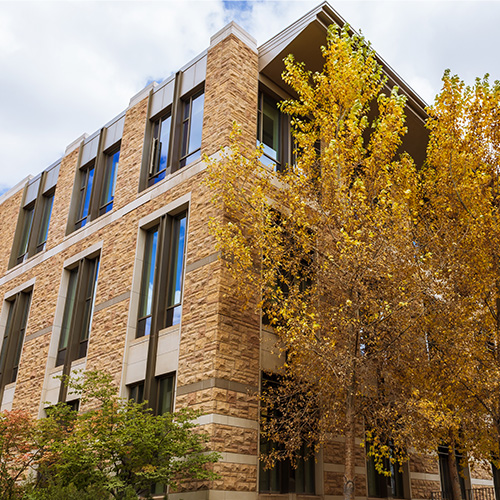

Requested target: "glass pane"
[
  {"left": 158, "top": 115, "right": 171, "bottom": 174},
  {"left": 129, "top": 382, "right": 144, "bottom": 403},
  {"left": 80, "top": 259, "right": 99, "bottom": 344},
  {"left": 36, "top": 194, "right": 54, "bottom": 250},
  {"left": 57, "top": 269, "right": 79, "bottom": 360},
  {"left": 18, "top": 207, "right": 34, "bottom": 259},
  {"left": 100, "top": 150, "right": 120, "bottom": 213},
  {"left": 81, "top": 166, "right": 95, "bottom": 222},
  {"left": 138, "top": 228, "right": 158, "bottom": 336},
  {"left": 11, "top": 293, "right": 32, "bottom": 380},
  {"left": 181, "top": 120, "right": 189, "bottom": 158},
  {"left": 262, "top": 96, "right": 280, "bottom": 161},
  {"left": 187, "top": 92, "right": 204, "bottom": 156},
  {"left": 167, "top": 215, "right": 187, "bottom": 308},
  {"left": 157, "top": 375, "right": 174, "bottom": 414},
  {"left": 0, "top": 302, "right": 15, "bottom": 376}
]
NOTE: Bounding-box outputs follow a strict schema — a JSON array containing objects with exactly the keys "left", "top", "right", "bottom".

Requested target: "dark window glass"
[
  {"left": 99, "top": 150, "right": 120, "bottom": 215},
  {"left": 137, "top": 227, "right": 159, "bottom": 338},
  {"left": 259, "top": 373, "right": 315, "bottom": 494},
  {"left": 367, "top": 452, "right": 406, "bottom": 498},
  {"left": 56, "top": 257, "right": 99, "bottom": 367},
  {"left": 438, "top": 446, "right": 467, "bottom": 500},
  {"left": 0, "top": 291, "right": 32, "bottom": 398},
  {"left": 180, "top": 91, "right": 204, "bottom": 168},
  {"left": 157, "top": 374, "right": 175, "bottom": 414},
  {"left": 36, "top": 193, "right": 54, "bottom": 253},
  {"left": 17, "top": 206, "right": 34, "bottom": 264},
  {"left": 129, "top": 382, "right": 145, "bottom": 404},
  {"left": 258, "top": 93, "right": 281, "bottom": 170},
  {"left": 148, "top": 115, "right": 171, "bottom": 187}
]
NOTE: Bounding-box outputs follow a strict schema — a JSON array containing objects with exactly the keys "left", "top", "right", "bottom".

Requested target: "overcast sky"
[{"left": 1, "top": 0, "right": 499, "bottom": 195}]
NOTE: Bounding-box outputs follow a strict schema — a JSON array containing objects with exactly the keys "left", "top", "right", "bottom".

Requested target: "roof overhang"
[{"left": 258, "top": 1, "right": 429, "bottom": 166}]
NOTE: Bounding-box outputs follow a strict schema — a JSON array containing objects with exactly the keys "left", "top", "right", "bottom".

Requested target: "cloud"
[{"left": 1, "top": 0, "right": 499, "bottom": 192}]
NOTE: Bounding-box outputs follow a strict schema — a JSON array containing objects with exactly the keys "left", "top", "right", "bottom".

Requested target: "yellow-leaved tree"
[
  {"left": 415, "top": 72, "right": 500, "bottom": 500},
  {"left": 206, "top": 25, "right": 426, "bottom": 500}
]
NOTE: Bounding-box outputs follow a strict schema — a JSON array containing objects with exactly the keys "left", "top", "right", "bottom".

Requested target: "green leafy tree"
[{"left": 32, "top": 371, "right": 219, "bottom": 500}]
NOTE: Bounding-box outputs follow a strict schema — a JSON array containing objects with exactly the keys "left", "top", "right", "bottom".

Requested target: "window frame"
[
  {"left": 257, "top": 90, "right": 290, "bottom": 172},
  {"left": 136, "top": 210, "right": 188, "bottom": 339},
  {"left": 179, "top": 89, "right": 204, "bottom": 168},
  {"left": 10, "top": 169, "right": 57, "bottom": 268},
  {"left": 69, "top": 137, "right": 121, "bottom": 234},
  {"left": 56, "top": 255, "right": 100, "bottom": 368},
  {"left": 259, "top": 372, "right": 316, "bottom": 495},
  {"left": 139, "top": 80, "right": 205, "bottom": 192},
  {"left": 0, "top": 290, "right": 32, "bottom": 402}
]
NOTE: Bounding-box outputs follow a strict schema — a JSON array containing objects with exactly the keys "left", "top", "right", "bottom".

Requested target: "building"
[{"left": 0, "top": 2, "right": 495, "bottom": 499}]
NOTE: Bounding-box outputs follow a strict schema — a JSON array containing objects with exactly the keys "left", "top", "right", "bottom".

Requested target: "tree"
[
  {"left": 0, "top": 410, "right": 40, "bottom": 500},
  {"left": 206, "top": 24, "right": 424, "bottom": 500},
  {"left": 31, "top": 371, "right": 220, "bottom": 500},
  {"left": 415, "top": 71, "right": 500, "bottom": 499}
]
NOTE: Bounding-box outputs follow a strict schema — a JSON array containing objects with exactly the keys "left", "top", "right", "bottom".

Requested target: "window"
[
  {"left": 366, "top": 447, "right": 407, "bottom": 498},
  {"left": 148, "top": 114, "right": 171, "bottom": 187},
  {"left": 128, "top": 374, "right": 174, "bottom": 415},
  {"left": 74, "top": 161, "right": 95, "bottom": 230},
  {"left": 438, "top": 445, "right": 469, "bottom": 500},
  {"left": 16, "top": 205, "right": 35, "bottom": 264},
  {"left": 36, "top": 193, "right": 55, "bottom": 253},
  {"left": 10, "top": 164, "right": 58, "bottom": 268},
  {"left": 129, "top": 381, "right": 145, "bottom": 404},
  {"left": 259, "top": 373, "right": 315, "bottom": 494},
  {"left": 180, "top": 91, "right": 204, "bottom": 168},
  {"left": 99, "top": 148, "right": 120, "bottom": 215},
  {"left": 0, "top": 291, "right": 31, "bottom": 400},
  {"left": 137, "top": 211, "right": 187, "bottom": 338},
  {"left": 140, "top": 79, "right": 205, "bottom": 191},
  {"left": 56, "top": 256, "right": 100, "bottom": 367},
  {"left": 156, "top": 374, "right": 175, "bottom": 414},
  {"left": 70, "top": 139, "right": 120, "bottom": 232},
  {"left": 258, "top": 92, "right": 288, "bottom": 171}
]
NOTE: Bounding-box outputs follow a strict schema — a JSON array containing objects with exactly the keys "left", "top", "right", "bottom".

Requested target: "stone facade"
[{"left": 0, "top": 4, "right": 495, "bottom": 500}]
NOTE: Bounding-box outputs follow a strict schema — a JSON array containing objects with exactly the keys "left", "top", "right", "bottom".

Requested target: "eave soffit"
[{"left": 258, "top": 1, "right": 428, "bottom": 123}]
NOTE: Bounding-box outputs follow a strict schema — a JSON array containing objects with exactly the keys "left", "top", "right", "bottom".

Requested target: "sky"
[{"left": 1, "top": 0, "right": 499, "bottom": 195}]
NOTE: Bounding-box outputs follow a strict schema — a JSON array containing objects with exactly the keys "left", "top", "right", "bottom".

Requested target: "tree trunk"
[
  {"left": 447, "top": 444, "right": 463, "bottom": 500},
  {"left": 344, "top": 388, "right": 357, "bottom": 500}
]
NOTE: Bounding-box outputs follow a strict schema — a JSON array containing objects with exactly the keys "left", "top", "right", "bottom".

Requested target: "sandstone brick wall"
[
  {"left": 0, "top": 187, "right": 24, "bottom": 275},
  {"left": 203, "top": 32, "right": 258, "bottom": 154}
]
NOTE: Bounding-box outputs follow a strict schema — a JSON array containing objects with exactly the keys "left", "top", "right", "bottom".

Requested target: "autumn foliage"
[{"left": 206, "top": 23, "right": 500, "bottom": 500}]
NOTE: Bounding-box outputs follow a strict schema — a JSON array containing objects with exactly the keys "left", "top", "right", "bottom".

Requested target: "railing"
[{"left": 431, "top": 488, "right": 496, "bottom": 500}]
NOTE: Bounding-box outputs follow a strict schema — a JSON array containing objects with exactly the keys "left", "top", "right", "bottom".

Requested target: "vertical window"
[
  {"left": 136, "top": 212, "right": 187, "bottom": 338},
  {"left": 156, "top": 373, "right": 175, "bottom": 414},
  {"left": 16, "top": 205, "right": 35, "bottom": 265},
  {"left": 180, "top": 91, "right": 204, "bottom": 168},
  {"left": 129, "top": 382, "right": 145, "bottom": 404},
  {"left": 75, "top": 163, "right": 95, "bottom": 230},
  {"left": 137, "top": 227, "right": 159, "bottom": 338},
  {"left": 366, "top": 448, "right": 407, "bottom": 499},
  {"left": 70, "top": 137, "right": 121, "bottom": 233},
  {"left": 148, "top": 114, "right": 171, "bottom": 187},
  {"left": 0, "top": 291, "right": 31, "bottom": 399},
  {"left": 99, "top": 149, "right": 120, "bottom": 215},
  {"left": 258, "top": 92, "right": 282, "bottom": 170},
  {"left": 438, "top": 446, "right": 468, "bottom": 500},
  {"left": 259, "top": 373, "right": 315, "bottom": 494},
  {"left": 56, "top": 256, "right": 99, "bottom": 367},
  {"left": 10, "top": 165, "right": 58, "bottom": 268},
  {"left": 36, "top": 192, "right": 54, "bottom": 253}
]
